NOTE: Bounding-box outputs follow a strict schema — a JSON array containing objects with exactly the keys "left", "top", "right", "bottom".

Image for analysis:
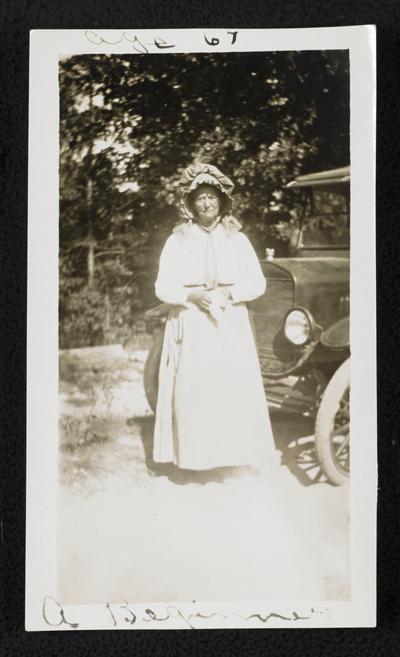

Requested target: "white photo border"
[{"left": 26, "top": 26, "right": 376, "bottom": 631}]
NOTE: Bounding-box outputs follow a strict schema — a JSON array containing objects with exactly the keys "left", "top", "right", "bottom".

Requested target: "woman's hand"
[
  {"left": 219, "top": 288, "right": 232, "bottom": 306},
  {"left": 187, "top": 290, "right": 212, "bottom": 313}
]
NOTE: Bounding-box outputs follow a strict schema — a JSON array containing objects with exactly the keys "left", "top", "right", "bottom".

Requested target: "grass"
[{"left": 59, "top": 342, "right": 149, "bottom": 447}]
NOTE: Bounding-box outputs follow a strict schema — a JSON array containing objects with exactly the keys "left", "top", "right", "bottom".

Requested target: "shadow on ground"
[
  {"left": 132, "top": 415, "right": 259, "bottom": 485},
  {"left": 270, "top": 409, "right": 327, "bottom": 486},
  {"left": 133, "top": 411, "right": 327, "bottom": 488}
]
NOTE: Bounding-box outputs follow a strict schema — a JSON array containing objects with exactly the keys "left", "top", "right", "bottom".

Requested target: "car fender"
[{"left": 320, "top": 316, "right": 349, "bottom": 349}]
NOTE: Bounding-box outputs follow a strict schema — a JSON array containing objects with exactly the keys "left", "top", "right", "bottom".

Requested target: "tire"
[
  {"left": 315, "top": 358, "right": 350, "bottom": 486},
  {"left": 143, "top": 328, "right": 164, "bottom": 412}
]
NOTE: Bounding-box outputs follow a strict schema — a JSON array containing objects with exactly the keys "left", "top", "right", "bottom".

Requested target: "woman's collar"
[
  {"left": 197, "top": 215, "right": 242, "bottom": 236},
  {"left": 173, "top": 215, "right": 242, "bottom": 240},
  {"left": 197, "top": 216, "right": 221, "bottom": 233}
]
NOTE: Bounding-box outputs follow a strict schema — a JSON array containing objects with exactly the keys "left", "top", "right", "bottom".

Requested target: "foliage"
[{"left": 59, "top": 51, "right": 349, "bottom": 347}]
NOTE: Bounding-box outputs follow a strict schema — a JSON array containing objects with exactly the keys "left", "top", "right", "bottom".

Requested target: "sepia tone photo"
[
  {"left": 26, "top": 28, "right": 376, "bottom": 630},
  {"left": 57, "top": 49, "right": 350, "bottom": 603}
]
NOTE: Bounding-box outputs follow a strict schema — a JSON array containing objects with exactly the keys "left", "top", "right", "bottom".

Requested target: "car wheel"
[
  {"left": 314, "top": 357, "right": 350, "bottom": 486},
  {"left": 143, "top": 328, "right": 164, "bottom": 412}
]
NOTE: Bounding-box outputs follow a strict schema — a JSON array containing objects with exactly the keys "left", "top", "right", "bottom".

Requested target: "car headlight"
[{"left": 284, "top": 309, "right": 312, "bottom": 345}]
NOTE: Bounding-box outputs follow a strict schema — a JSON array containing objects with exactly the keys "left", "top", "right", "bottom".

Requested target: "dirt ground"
[{"left": 57, "top": 345, "right": 350, "bottom": 604}]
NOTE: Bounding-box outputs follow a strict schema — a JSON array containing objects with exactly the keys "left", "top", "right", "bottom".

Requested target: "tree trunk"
[
  {"left": 87, "top": 230, "right": 95, "bottom": 288},
  {"left": 86, "top": 177, "right": 95, "bottom": 287},
  {"left": 104, "top": 289, "right": 111, "bottom": 343}
]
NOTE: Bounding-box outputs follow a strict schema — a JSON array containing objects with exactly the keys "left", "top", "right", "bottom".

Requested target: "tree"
[{"left": 59, "top": 51, "right": 349, "bottom": 347}]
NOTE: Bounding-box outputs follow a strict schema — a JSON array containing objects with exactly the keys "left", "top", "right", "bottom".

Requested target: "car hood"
[
  {"left": 260, "top": 257, "right": 350, "bottom": 325},
  {"left": 261, "top": 257, "right": 349, "bottom": 287}
]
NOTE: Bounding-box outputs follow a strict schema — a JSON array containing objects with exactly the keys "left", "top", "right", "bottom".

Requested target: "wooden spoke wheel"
[{"left": 314, "top": 358, "right": 350, "bottom": 486}]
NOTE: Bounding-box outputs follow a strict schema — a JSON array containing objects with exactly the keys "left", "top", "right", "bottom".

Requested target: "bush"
[{"left": 59, "top": 286, "right": 105, "bottom": 348}]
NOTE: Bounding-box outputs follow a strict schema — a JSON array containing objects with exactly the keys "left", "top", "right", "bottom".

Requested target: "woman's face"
[{"left": 191, "top": 184, "right": 221, "bottom": 225}]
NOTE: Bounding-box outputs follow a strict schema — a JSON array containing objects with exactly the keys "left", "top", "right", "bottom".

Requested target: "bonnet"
[{"left": 179, "top": 163, "right": 235, "bottom": 220}]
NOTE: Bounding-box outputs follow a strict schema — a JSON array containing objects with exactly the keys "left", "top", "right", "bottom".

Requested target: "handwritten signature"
[
  {"left": 84, "top": 30, "right": 238, "bottom": 53},
  {"left": 42, "top": 595, "right": 329, "bottom": 630}
]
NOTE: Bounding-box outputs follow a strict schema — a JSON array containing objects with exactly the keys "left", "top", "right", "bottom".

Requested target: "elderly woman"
[{"left": 153, "top": 163, "right": 277, "bottom": 473}]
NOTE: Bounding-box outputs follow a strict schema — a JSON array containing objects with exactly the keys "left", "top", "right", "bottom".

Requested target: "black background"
[{"left": 1, "top": 1, "right": 399, "bottom": 655}]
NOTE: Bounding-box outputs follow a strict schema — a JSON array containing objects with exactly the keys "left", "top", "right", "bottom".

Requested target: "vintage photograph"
[
  {"left": 57, "top": 49, "right": 350, "bottom": 603},
  {"left": 26, "top": 27, "right": 376, "bottom": 630}
]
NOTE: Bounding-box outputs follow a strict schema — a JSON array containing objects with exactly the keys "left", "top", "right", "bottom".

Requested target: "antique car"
[{"left": 143, "top": 165, "right": 350, "bottom": 486}]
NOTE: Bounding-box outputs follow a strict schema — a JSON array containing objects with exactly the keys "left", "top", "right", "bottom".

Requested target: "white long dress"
[{"left": 153, "top": 219, "right": 276, "bottom": 470}]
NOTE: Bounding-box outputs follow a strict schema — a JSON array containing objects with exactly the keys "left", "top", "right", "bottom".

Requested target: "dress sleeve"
[
  {"left": 230, "top": 233, "right": 267, "bottom": 304},
  {"left": 155, "top": 234, "right": 189, "bottom": 306}
]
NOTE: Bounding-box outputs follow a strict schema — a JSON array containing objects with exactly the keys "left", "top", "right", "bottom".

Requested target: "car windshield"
[{"left": 300, "top": 189, "right": 350, "bottom": 248}]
